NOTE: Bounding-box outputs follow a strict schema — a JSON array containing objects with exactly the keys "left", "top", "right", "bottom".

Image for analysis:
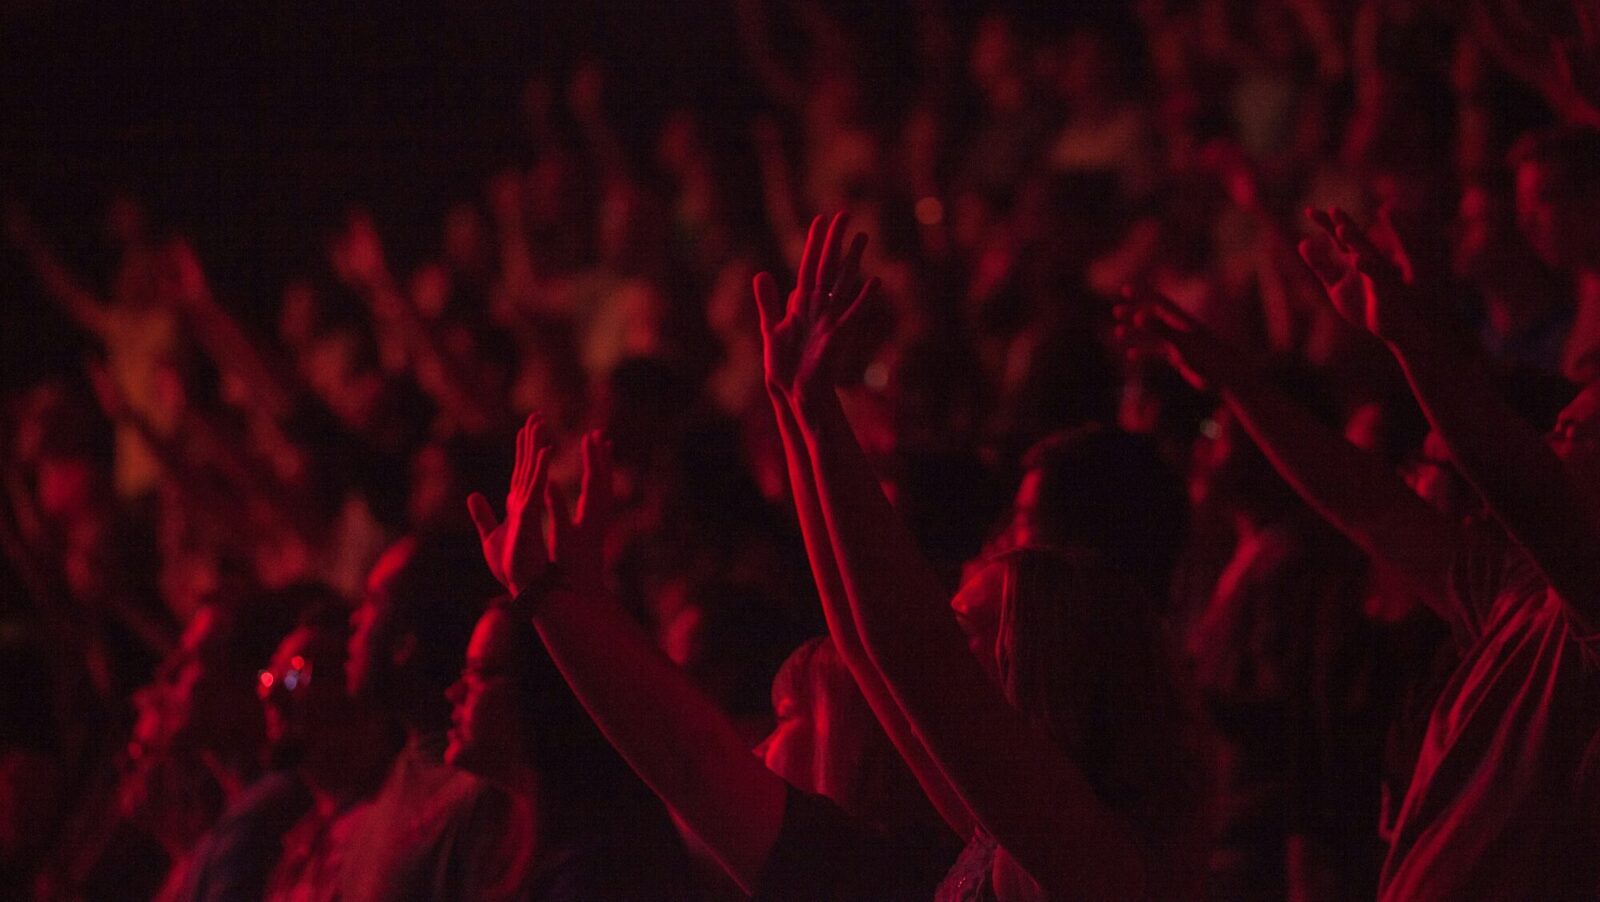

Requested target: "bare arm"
[
  {"left": 1115, "top": 289, "right": 1461, "bottom": 616},
  {"left": 755, "top": 214, "right": 976, "bottom": 839},
  {"left": 468, "top": 420, "right": 786, "bottom": 893},
  {"left": 1307, "top": 207, "right": 1600, "bottom": 633},
  {"left": 162, "top": 239, "right": 299, "bottom": 420},
  {"left": 780, "top": 214, "right": 1147, "bottom": 898},
  {"left": 6, "top": 207, "right": 110, "bottom": 336}
]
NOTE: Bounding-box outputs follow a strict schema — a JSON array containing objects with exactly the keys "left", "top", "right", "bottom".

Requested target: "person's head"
[
  {"left": 950, "top": 547, "right": 1194, "bottom": 817},
  {"left": 444, "top": 602, "right": 639, "bottom": 819},
  {"left": 119, "top": 590, "right": 305, "bottom": 842},
  {"left": 1011, "top": 425, "right": 1187, "bottom": 600},
  {"left": 1510, "top": 127, "right": 1600, "bottom": 271},
  {"left": 407, "top": 434, "right": 515, "bottom": 530},
  {"left": 259, "top": 594, "right": 361, "bottom": 772},
  {"left": 129, "top": 593, "right": 303, "bottom": 767},
  {"left": 444, "top": 606, "right": 528, "bottom": 781},
  {"left": 755, "top": 637, "right": 940, "bottom": 834},
  {"left": 347, "top": 531, "right": 498, "bottom": 731},
  {"left": 1547, "top": 378, "right": 1600, "bottom": 503}
]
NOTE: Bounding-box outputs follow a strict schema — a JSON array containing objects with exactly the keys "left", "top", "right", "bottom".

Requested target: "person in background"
[
  {"left": 337, "top": 530, "right": 511, "bottom": 902},
  {"left": 261, "top": 597, "right": 395, "bottom": 902}
]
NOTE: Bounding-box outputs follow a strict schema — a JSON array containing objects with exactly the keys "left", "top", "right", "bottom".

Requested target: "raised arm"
[
  {"left": 1114, "top": 287, "right": 1461, "bottom": 615},
  {"left": 467, "top": 418, "right": 786, "bottom": 893},
  {"left": 161, "top": 238, "right": 299, "bottom": 421},
  {"left": 6, "top": 205, "right": 110, "bottom": 336},
  {"left": 756, "top": 213, "right": 975, "bottom": 840},
  {"left": 783, "top": 214, "right": 1146, "bottom": 898},
  {"left": 1303, "top": 206, "right": 1600, "bottom": 633}
]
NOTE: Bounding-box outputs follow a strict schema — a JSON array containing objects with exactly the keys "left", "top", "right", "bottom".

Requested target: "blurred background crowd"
[{"left": 3, "top": 0, "right": 1599, "bottom": 898}]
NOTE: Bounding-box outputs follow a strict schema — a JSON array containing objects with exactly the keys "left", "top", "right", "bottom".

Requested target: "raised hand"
[
  {"left": 1112, "top": 287, "right": 1235, "bottom": 390},
  {"left": 1297, "top": 206, "right": 1422, "bottom": 342},
  {"left": 753, "top": 211, "right": 879, "bottom": 400},
  {"left": 162, "top": 238, "right": 213, "bottom": 311},
  {"left": 547, "top": 430, "right": 613, "bottom": 595},
  {"left": 467, "top": 413, "right": 553, "bottom": 595},
  {"left": 328, "top": 211, "right": 390, "bottom": 291}
]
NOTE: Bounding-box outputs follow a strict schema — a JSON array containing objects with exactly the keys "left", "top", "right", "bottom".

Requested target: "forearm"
[
  {"left": 769, "top": 384, "right": 975, "bottom": 838},
  {"left": 1386, "top": 327, "right": 1600, "bottom": 631},
  {"left": 1212, "top": 355, "right": 1457, "bottom": 609},
  {"left": 529, "top": 587, "right": 785, "bottom": 893},
  {"left": 792, "top": 386, "right": 958, "bottom": 667},
  {"left": 793, "top": 387, "right": 1143, "bottom": 896}
]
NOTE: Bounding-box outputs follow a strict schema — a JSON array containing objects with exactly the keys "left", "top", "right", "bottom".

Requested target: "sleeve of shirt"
[
  {"left": 1443, "top": 517, "right": 1513, "bottom": 645},
  {"left": 752, "top": 784, "right": 953, "bottom": 902}
]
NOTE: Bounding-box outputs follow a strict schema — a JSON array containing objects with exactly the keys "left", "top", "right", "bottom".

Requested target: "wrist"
[
  {"left": 792, "top": 379, "right": 837, "bottom": 416},
  {"left": 507, "top": 565, "right": 572, "bottom": 618}
]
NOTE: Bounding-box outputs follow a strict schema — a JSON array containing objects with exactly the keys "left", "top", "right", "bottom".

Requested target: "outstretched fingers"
[
  {"left": 466, "top": 493, "right": 499, "bottom": 544},
  {"left": 813, "top": 211, "right": 850, "bottom": 307},
  {"left": 828, "top": 233, "right": 868, "bottom": 315},
  {"left": 753, "top": 272, "right": 785, "bottom": 333},
  {"left": 831, "top": 275, "right": 879, "bottom": 337},
  {"left": 796, "top": 215, "right": 827, "bottom": 300},
  {"left": 1330, "top": 208, "right": 1397, "bottom": 280}
]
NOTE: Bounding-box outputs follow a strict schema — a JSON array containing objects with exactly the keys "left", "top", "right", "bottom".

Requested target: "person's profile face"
[
  {"left": 756, "top": 666, "right": 823, "bottom": 794},
  {"left": 444, "top": 610, "right": 525, "bottom": 780},
  {"left": 1548, "top": 382, "right": 1600, "bottom": 498},
  {"left": 260, "top": 626, "right": 346, "bottom": 760},
  {"left": 951, "top": 559, "right": 1007, "bottom": 684}
]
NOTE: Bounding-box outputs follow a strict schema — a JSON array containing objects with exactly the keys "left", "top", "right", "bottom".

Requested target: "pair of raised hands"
[
  {"left": 470, "top": 214, "right": 881, "bottom": 601},
  {"left": 469, "top": 415, "right": 612, "bottom": 600},
  {"left": 1115, "top": 206, "right": 1427, "bottom": 382}
]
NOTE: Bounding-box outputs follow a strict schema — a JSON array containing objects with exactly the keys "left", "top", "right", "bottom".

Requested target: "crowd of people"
[{"left": 4, "top": 0, "right": 1600, "bottom": 898}]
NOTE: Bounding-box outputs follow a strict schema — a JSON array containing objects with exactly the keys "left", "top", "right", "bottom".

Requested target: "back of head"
[
  {"left": 1019, "top": 425, "right": 1187, "bottom": 599},
  {"left": 992, "top": 547, "right": 1200, "bottom": 832}
]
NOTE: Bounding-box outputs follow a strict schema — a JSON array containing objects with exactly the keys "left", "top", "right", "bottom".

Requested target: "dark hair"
[
  {"left": 1020, "top": 425, "right": 1187, "bottom": 598},
  {"left": 483, "top": 599, "right": 645, "bottom": 827},
  {"left": 377, "top": 529, "right": 501, "bottom": 699},
  {"left": 210, "top": 581, "right": 346, "bottom": 677},
  {"left": 989, "top": 547, "right": 1200, "bottom": 834}
]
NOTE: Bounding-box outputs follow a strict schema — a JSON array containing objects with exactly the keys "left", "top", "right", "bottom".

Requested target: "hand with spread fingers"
[
  {"left": 753, "top": 211, "right": 879, "bottom": 402},
  {"left": 468, "top": 415, "right": 615, "bottom": 602},
  {"left": 546, "top": 430, "right": 613, "bottom": 597},
  {"left": 467, "top": 413, "right": 555, "bottom": 597},
  {"left": 1112, "top": 287, "right": 1238, "bottom": 391},
  {"left": 1297, "top": 206, "right": 1426, "bottom": 343}
]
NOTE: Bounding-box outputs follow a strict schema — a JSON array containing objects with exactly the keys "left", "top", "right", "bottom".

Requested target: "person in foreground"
[
  {"left": 441, "top": 596, "right": 699, "bottom": 899},
  {"left": 467, "top": 418, "right": 955, "bottom": 899},
  {"left": 754, "top": 212, "right": 1204, "bottom": 900},
  {"left": 1115, "top": 204, "right": 1600, "bottom": 900}
]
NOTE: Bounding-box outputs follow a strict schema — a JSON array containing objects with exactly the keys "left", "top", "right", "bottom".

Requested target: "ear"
[{"left": 389, "top": 632, "right": 419, "bottom": 670}]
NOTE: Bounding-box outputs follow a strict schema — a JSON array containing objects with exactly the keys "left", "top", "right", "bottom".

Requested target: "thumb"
[
  {"left": 466, "top": 493, "right": 499, "bottom": 543},
  {"left": 753, "top": 272, "right": 784, "bottom": 332},
  {"left": 1298, "top": 235, "right": 1347, "bottom": 288}
]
